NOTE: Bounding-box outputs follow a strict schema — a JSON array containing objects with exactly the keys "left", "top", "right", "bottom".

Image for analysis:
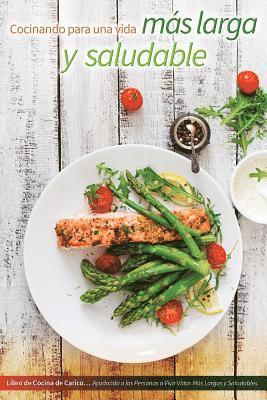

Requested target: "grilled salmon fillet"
[{"left": 55, "top": 209, "right": 210, "bottom": 249}]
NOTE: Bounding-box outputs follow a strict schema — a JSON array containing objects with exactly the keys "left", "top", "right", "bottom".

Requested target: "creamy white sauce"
[{"left": 233, "top": 157, "right": 267, "bottom": 223}]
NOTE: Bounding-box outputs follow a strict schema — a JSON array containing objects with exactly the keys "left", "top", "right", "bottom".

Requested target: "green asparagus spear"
[
  {"left": 108, "top": 182, "right": 201, "bottom": 238},
  {"left": 81, "top": 259, "right": 116, "bottom": 285},
  {"left": 81, "top": 259, "right": 150, "bottom": 292},
  {"left": 113, "top": 271, "right": 182, "bottom": 317},
  {"left": 111, "top": 242, "right": 210, "bottom": 276},
  {"left": 163, "top": 234, "right": 215, "bottom": 248},
  {"left": 80, "top": 261, "right": 185, "bottom": 303},
  {"left": 121, "top": 254, "right": 155, "bottom": 273},
  {"left": 120, "top": 271, "right": 203, "bottom": 327},
  {"left": 126, "top": 171, "right": 202, "bottom": 259},
  {"left": 109, "top": 234, "right": 216, "bottom": 256}
]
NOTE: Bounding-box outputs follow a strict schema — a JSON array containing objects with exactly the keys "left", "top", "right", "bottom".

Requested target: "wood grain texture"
[
  {"left": 236, "top": 1, "right": 267, "bottom": 399},
  {"left": 172, "top": 2, "right": 237, "bottom": 399},
  {"left": 59, "top": 0, "right": 119, "bottom": 168},
  {"left": 0, "top": 1, "right": 61, "bottom": 399}
]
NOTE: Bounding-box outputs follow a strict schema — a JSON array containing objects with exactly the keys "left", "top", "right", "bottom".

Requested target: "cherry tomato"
[
  {"left": 211, "top": 265, "right": 223, "bottom": 270},
  {"left": 95, "top": 253, "right": 121, "bottom": 274},
  {"left": 237, "top": 71, "right": 259, "bottom": 94},
  {"left": 121, "top": 88, "right": 143, "bottom": 112},
  {"left": 206, "top": 243, "right": 227, "bottom": 268},
  {"left": 88, "top": 186, "right": 113, "bottom": 213},
  {"left": 156, "top": 300, "right": 183, "bottom": 325}
]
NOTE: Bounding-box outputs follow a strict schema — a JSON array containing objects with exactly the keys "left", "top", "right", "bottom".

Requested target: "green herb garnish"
[
  {"left": 205, "top": 199, "right": 222, "bottom": 243},
  {"left": 189, "top": 188, "right": 222, "bottom": 242},
  {"left": 122, "top": 224, "right": 132, "bottom": 235},
  {"left": 84, "top": 163, "right": 119, "bottom": 204},
  {"left": 196, "top": 89, "right": 267, "bottom": 156},
  {"left": 249, "top": 167, "right": 267, "bottom": 182},
  {"left": 183, "top": 273, "right": 213, "bottom": 317},
  {"left": 84, "top": 183, "right": 101, "bottom": 203},
  {"left": 215, "top": 241, "right": 238, "bottom": 290},
  {"left": 118, "top": 172, "right": 130, "bottom": 198},
  {"left": 96, "top": 162, "right": 118, "bottom": 178}
]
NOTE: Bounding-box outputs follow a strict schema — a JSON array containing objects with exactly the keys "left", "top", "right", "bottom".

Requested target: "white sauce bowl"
[{"left": 230, "top": 150, "right": 267, "bottom": 224}]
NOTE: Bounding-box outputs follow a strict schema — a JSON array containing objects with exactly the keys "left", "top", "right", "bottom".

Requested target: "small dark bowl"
[{"left": 170, "top": 113, "right": 211, "bottom": 154}]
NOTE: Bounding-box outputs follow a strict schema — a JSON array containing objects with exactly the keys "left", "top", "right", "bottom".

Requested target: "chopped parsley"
[{"left": 122, "top": 225, "right": 132, "bottom": 235}]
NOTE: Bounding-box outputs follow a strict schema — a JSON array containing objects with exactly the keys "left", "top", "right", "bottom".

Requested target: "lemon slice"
[
  {"left": 160, "top": 172, "right": 195, "bottom": 206},
  {"left": 186, "top": 278, "right": 223, "bottom": 315}
]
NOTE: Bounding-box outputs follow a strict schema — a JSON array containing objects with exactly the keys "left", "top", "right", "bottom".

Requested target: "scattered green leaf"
[
  {"left": 196, "top": 88, "right": 267, "bottom": 156},
  {"left": 84, "top": 183, "right": 101, "bottom": 203},
  {"left": 183, "top": 273, "right": 213, "bottom": 317},
  {"left": 118, "top": 172, "right": 130, "bottom": 198},
  {"left": 249, "top": 167, "right": 267, "bottom": 182},
  {"left": 96, "top": 162, "right": 118, "bottom": 179}
]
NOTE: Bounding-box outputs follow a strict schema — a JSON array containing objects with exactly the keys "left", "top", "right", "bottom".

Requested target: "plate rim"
[{"left": 24, "top": 144, "right": 243, "bottom": 363}]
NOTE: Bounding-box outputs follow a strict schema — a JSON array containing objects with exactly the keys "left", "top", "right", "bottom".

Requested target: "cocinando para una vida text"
[{"left": 11, "top": 11, "right": 258, "bottom": 71}]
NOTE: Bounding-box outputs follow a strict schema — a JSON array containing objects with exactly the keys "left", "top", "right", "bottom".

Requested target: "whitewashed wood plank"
[
  {"left": 0, "top": 0, "right": 61, "bottom": 399},
  {"left": 172, "top": 2, "right": 237, "bottom": 399},
  {"left": 59, "top": 0, "right": 119, "bottom": 169},
  {"left": 236, "top": 1, "right": 267, "bottom": 399},
  {"left": 118, "top": 0, "right": 174, "bottom": 149}
]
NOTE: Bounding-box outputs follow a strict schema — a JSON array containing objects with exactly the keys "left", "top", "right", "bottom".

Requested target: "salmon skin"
[{"left": 55, "top": 209, "right": 210, "bottom": 249}]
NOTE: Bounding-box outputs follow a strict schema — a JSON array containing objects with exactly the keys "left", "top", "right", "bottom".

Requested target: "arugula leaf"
[
  {"left": 196, "top": 88, "right": 267, "bottom": 156},
  {"left": 96, "top": 162, "right": 118, "bottom": 179},
  {"left": 84, "top": 183, "right": 101, "bottom": 203},
  {"left": 204, "top": 198, "right": 222, "bottom": 242},
  {"left": 118, "top": 172, "right": 130, "bottom": 198},
  {"left": 195, "top": 106, "right": 224, "bottom": 118},
  {"left": 84, "top": 163, "right": 118, "bottom": 205},
  {"left": 249, "top": 168, "right": 267, "bottom": 182}
]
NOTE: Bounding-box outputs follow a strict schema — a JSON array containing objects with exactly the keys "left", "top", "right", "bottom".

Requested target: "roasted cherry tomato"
[
  {"left": 95, "top": 253, "right": 121, "bottom": 274},
  {"left": 156, "top": 300, "right": 183, "bottom": 325},
  {"left": 121, "top": 88, "right": 143, "bottom": 112},
  {"left": 88, "top": 186, "right": 113, "bottom": 214},
  {"left": 206, "top": 243, "right": 227, "bottom": 268},
  {"left": 237, "top": 71, "right": 259, "bottom": 94}
]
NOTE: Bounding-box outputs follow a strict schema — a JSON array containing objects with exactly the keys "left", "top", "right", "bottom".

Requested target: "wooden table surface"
[{"left": 0, "top": 0, "right": 266, "bottom": 399}]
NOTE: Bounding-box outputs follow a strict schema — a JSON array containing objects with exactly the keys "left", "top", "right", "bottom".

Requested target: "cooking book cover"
[{"left": 0, "top": 0, "right": 266, "bottom": 399}]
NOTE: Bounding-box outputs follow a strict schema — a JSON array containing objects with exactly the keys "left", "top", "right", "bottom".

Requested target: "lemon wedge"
[
  {"left": 160, "top": 172, "right": 195, "bottom": 206},
  {"left": 186, "top": 278, "right": 223, "bottom": 315}
]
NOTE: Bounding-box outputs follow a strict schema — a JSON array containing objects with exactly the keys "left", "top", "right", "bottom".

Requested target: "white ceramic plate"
[{"left": 24, "top": 145, "right": 243, "bottom": 363}]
